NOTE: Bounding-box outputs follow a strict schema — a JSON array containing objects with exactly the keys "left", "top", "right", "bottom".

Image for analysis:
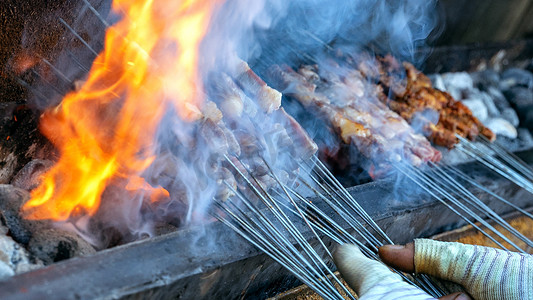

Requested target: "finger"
[
  {"left": 378, "top": 243, "right": 415, "bottom": 273},
  {"left": 334, "top": 243, "right": 386, "bottom": 295},
  {"left": 334, "top": 244, "right": 434, "bottom": 299},
  {"left": 438, "top": 292, "right": 472, "bottom": 300}
]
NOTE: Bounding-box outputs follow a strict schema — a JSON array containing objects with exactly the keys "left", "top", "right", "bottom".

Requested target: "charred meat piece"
[{"left": 374, "top": 55, "right": 495, "bottom": 148}]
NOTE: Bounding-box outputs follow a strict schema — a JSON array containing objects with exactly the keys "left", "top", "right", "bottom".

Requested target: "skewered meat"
[
  {"left": 233, "top": 59, "right": 282, "bottom": 113},
  {"left": 207, "top": 72, "right": 245, "bottom": 119},
  {"left": 267, "top": 63, "right": 441, "bottom": 172},
  {"left": 190, "top": 64, "right": 319, "bottom": 203},
  {"left": 273, "top": 108, "right": 319, "bottom": 160},
  {"left": 372, "top": 55, "right": 495, "bottom": 148}
]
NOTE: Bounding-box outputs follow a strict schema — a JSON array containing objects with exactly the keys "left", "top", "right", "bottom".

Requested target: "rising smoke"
[{"left": 20, "top": 0, "right": 442, "bottom": 247}]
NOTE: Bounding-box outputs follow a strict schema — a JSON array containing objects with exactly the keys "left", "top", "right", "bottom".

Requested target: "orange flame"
[{"left": 23, "top": 0, "right": 222, "bottom": 220}]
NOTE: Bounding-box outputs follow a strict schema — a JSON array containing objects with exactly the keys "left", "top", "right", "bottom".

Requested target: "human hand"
[{"left": 334, "top": 239, "right": 533, "bottom": 300}]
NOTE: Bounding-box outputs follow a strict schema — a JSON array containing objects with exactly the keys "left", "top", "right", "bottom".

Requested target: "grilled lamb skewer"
[
  {"left": 267, "top": 63, "right": 441, "bottom": 176},
  {"left": 207, "top": 72, "right": 245, "bottom": 119},
  {"left": 233, "top": 59, "right": 282, "bottom": 114},
  {"left": 365, "top": 55, "right": 495, "bottom": 148},
  {"left": 204, "top": 66, "right": 319, "bottom": 194}
]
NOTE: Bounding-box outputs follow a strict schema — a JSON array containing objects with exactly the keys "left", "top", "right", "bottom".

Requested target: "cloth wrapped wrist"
[{"left": 414, "top": 239, "right": 533, "bottom": 300}]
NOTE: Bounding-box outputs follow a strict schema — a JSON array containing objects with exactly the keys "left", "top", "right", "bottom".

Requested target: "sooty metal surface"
[{"left": 0, "top": 150, "right": 532, "bottom": 300}]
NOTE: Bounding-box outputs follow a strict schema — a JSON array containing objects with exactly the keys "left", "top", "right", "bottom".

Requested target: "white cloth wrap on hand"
[
  {"left": 414, "top": 239, "right": 533, "bottom": 300},
  {"left": 334, "top": 244, "right": 435, "bottom": 299}
]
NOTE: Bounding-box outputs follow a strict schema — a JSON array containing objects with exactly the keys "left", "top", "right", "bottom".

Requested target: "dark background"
[{"left": 433, "top": 0, "right": 533, "bottom": 45}]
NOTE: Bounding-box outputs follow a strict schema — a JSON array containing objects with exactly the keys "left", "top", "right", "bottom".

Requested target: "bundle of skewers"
[{"left": 200, "top": 58, "right": 449, "bottom": 298}]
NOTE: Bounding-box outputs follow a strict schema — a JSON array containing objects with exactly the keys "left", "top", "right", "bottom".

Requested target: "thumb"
[{"left": 333, "top": 243, "right": 434, "bottom": 299}]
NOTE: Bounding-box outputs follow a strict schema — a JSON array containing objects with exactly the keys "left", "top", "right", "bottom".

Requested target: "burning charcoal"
[
  {"left": 481, "top": 92, "right": 501, "bottom": 118},
  {"left": 523, "top": 111, "right": 533, "bottom": 132},
  {"left": 0, "top": 261, "right": 14, "bottom": 280},
  {"left": 461, "top": 99, "right": 488, "bottom": 122},
  {"left": 501, "top": 108, "right": 520, "bottom": 127},
  {"left": 441, "top": 72, "right": 474, "bottom": 99},
  {"left": 503, "top": 87, "right": 533, "bottom": 128},
  {"left": 0, "top": 152, "right": 17, "bottom": 186},
  {"left": 464, "top": 90, "right": 500, "bottom": 117},
  {"left": 471, "top": 69, "right": 500, "bottom": 90},
  {"left": 517, "top": 128, "right": 533, "bottom": 146},
  {"left": 503, "top": 87, "right": 533, "bottom": 109},
  {"left": 492, "top": 128, "right": 533, "bottom": 152},
  {"left": 0, "top": 185, "right": 51, "bottom": 245},
  {"left": 0, "top": 234, "right": 42, "bottom": 274},
  {"left": 484, "top": 118, "right": 517, "bottom": 139},
  {"left": 0, "top": 224, "right": 7, "bottom": 235},
  {"left": 28, "top": 228, "right": 96, "bottom": 265},
  {"left": 441, "top": 72, "right": 474, "bottom": 91},
  {"left": 500, "top": 68, "right": 533, "bottom": 90},
  {"left": 0, "top": 103, "right": 54, "bottom": 184},
  {"left": 150, "top": 197, "right": 188, "bottom": 228},
  {"left": 154, "top": 223, "right": 178, "bottom": 236},
  {"left": 487, "top": 86, "right": 512, "bottom": 111},
  {"left": 428, "top": 74, "right": 446, "bottom": 91},
  {"left": 10, "top": 159, "right": 54, "bottom": 191}
]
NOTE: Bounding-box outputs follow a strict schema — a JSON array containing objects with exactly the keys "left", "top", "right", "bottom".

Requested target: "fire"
[{"left": 22, "top": 0, "right": 222, "bottom": 221}]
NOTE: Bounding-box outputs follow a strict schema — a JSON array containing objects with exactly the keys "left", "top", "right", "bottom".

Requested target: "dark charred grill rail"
[{"left": 0, "top": 150, "right": 532, "bottom": 300}]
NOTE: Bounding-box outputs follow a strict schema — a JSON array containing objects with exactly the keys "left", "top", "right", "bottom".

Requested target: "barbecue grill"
[{"left": 1, "top": 1, "right": 533, "bottom": 299}]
